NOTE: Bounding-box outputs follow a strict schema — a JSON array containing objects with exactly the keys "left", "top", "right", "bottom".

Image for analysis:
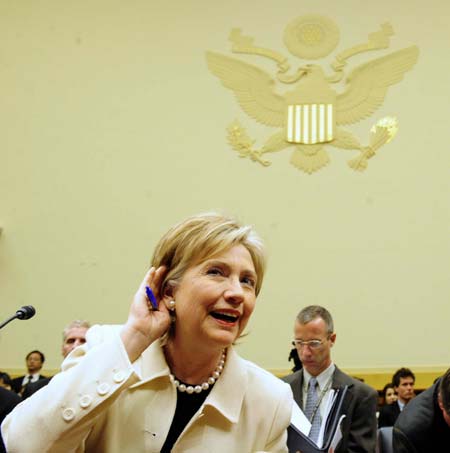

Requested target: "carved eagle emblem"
[{"left": 206, "top": 16, "right": 419, "bottom": 173}]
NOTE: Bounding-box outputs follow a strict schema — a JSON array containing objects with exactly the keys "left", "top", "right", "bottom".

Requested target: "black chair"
[{"left": 377, "top": 426, "right": 393, "bottom": 453}]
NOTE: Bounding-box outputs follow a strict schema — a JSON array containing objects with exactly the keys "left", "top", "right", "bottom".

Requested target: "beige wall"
[{"left": 1, "top": 0, "right": 449, "bottom": 380}]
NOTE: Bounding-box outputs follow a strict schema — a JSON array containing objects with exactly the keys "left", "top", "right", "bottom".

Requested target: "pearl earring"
[{"left": 168, "top": 300, "right": 176, "bottom": 311}]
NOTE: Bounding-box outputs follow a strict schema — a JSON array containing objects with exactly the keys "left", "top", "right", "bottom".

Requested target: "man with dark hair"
[
  {"left": 282, "top": 305, "right": 378, "bottom": 453},
  {"left": 393, "top": 367, "right": 450, "bottom": 452},
  {"left": 378, "top": 367, "right": 415, "bottom": 427},
  {"left": 10, "top": 350, "right": 47, "bottom": 395}
]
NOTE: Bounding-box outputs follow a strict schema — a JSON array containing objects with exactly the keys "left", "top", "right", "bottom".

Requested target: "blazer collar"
[
  {"left": 202, "top": 346, "right": 247, "bottom": 424},
  {"left": 129, "top": 339, "right": 171, "bottom": 386},
  {"left": 129, "top": 342, "right": 246, "bottom": 424}
]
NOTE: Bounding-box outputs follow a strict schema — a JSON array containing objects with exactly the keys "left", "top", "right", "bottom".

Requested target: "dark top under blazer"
[{"left": 282, "top": 366, "right": 378, "bottom": 453}]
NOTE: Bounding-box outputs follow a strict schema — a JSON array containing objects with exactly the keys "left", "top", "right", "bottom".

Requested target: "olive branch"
[{"left": 226, "top": 120, "right": 271, "bottom": 166}]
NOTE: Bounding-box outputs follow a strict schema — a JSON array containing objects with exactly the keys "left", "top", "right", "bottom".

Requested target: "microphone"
[
  {"left": 15, "top": 305, "right": 36, "bottom": 320},
  {"left": 0, "top": 305, "right": 36, "bottom": 330}
]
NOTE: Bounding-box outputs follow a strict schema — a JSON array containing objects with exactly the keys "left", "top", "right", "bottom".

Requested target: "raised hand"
[{"left": 120, "top": 266, "right": 171, "bottom": 362}]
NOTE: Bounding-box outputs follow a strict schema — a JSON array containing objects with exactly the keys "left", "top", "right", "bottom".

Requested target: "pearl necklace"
[{"left": 171, "top": 350, "right": 226, "bottom": 394}]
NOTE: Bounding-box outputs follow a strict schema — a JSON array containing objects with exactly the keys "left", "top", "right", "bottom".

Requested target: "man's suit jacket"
[
  {"left": 378, "top": 401, "right": 401, "bottom": 427},
  {"left": 393, "top": 380, "right": 450, "bottom": 453},
  {"left": 283, "top": 366, "right": 378, "bottom": 453},
  {"left": 11, "top": 374, "right": 47, "bottom": 394},
  {"left": 21, "top": 377, "right": 52, "bottom": 400}
]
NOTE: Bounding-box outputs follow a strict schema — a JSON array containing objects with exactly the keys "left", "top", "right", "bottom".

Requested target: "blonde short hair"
[{"left": 152, "top": 212, "right": 266, "bottom": 297}]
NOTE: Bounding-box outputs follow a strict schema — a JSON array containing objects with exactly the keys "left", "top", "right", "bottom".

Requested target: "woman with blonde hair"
[{"left": 2, "top": 212, "right": 293, "bottom": 452}]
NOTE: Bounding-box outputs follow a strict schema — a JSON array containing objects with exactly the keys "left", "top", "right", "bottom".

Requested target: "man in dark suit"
[
  {"left": 282, "top": 305, "right": 378, "bottom": 453},
  {"left": 378, "top": 367, "right": 415, "bottom": 427},
  {"left": 11, "top": 350, "right": 47, "bottom": 395},
  {"left": 393, "top": 367, "right": 450, "bottom": 452},
  {"left": 20, "top": 375, "right": 51, "bottom": 399}
]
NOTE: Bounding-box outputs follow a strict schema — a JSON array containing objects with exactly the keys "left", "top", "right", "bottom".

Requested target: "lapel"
[
  {"left": 288, "top": 370, "right": 304, "bottom": 409},
  {"left": 204, "top": 346, "right": 248, "bottom": 423},
  {"left": 331, "top": 366, "right": 354, "bottom": 389},
  {"left": 129, "top": 339, "right": 171, "bottom": 388},
  {"left": 331, "top": 366, "right": 355, "bottom": 413}
]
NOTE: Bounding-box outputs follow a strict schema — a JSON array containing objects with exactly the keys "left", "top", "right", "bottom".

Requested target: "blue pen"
[{"left": 145, "top": 286, "right": 158, "bottom": 311}]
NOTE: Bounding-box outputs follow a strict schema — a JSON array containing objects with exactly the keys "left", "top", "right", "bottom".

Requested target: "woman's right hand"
[{"left": 120, "top": 266, "right": 171, "bottom": 362}]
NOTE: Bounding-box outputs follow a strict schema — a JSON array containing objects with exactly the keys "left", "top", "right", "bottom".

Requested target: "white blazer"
[{"left": 2, "top": 325, "right": 293, "bottom": 453}]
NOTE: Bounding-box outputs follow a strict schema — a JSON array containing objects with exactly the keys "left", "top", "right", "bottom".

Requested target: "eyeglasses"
[{"left": 291, "top": 338, "right": 328, "bottom": 349}]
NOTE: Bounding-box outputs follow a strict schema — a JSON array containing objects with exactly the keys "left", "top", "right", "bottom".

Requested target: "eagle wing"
[
  {"left": 206, "top": 51, "right": 286, "bottom": 127},
  {"left": 336, "top": 46, "right": 419, "bottom": 125}
]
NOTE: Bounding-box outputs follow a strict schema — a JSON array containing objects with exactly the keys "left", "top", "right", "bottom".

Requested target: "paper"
[
  {"left": 291, "top": 400, "right": 311, "bottom": 435},
  {"left": 287, "top": 385, "right": 348, "bottom": 453}
]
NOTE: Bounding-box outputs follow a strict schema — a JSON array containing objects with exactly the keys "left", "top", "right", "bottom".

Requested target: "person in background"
[
  {"left": 2, "top": 212, "right": 293, "bottom": 452},
  {"left": 61, "top": 319, "right": 91, "bottom": 357},
  {"left": 393, "top": 367, "right": 450, "bottom": 452},
  {"left": 282, "top": 305, "right": 378, "bottom": 453},
  {"left": 0, "top": 373, "right": 13, "bottom": 392},
  {"left": 288, "top": 345, "right": 302, "bottom": 373},
  {"left": 381, "top": 383, "right": 397, "bottom": 406},
  {"left": 10, "top": 350, "right": 47, "bottom": 395},
  {"left": 378, "top": 367, "right": 415, "bottom": 427},
  {"left": 376, "top": 382, "right": 397, "bottom": 418},
  {"left": 22, "top": 320, "right": 91, "bottom": 399}
]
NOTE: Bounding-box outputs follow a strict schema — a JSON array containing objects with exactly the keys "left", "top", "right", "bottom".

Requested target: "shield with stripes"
[{"left": 286, "top": 103, "right": 335, "bottom": 145}]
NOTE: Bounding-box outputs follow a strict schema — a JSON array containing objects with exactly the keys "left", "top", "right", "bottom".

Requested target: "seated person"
[
  {"left": 11, "top": 350, "right": 47, "bottom": 395},
  {"left": 378, "top": 382, "right": 397, "bottom": 412},
  {"left": 381, "top": 383, "right": 397, "bottom": 406},
  {"left": 379, "top": 367, "right": 415, "bottom": 427},
  {"left": 393, "top": 367, "right": 450, "bottom": 452}
]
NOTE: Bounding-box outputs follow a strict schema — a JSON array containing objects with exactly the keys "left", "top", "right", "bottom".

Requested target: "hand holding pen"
[{"left": 121, "top": 266, "right": 170, "bottom": 362}]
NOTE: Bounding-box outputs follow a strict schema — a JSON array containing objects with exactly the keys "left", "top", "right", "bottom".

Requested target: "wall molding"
[
  {"left": 4, "top": 366, "right": 446, "bottom": 391},
  {"left": 270, "top": 366, "right": 447, "bottom": 390}
]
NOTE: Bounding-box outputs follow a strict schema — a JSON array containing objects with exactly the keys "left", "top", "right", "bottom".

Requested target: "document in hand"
[{"left": 287, "top": 385, "right": 348, "bottom": 453}]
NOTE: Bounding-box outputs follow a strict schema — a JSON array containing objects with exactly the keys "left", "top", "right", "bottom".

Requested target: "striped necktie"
[{"left": 304, "top": 377, "right": 322, "bottom": 442}]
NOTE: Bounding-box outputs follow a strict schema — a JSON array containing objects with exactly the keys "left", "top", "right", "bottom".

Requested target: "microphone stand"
[
  {"left": 0, "top": 314, "right": 21, "bottom": 330},
  {"left": 0, "top": 307, "right": 35, "bottom": 330}
]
